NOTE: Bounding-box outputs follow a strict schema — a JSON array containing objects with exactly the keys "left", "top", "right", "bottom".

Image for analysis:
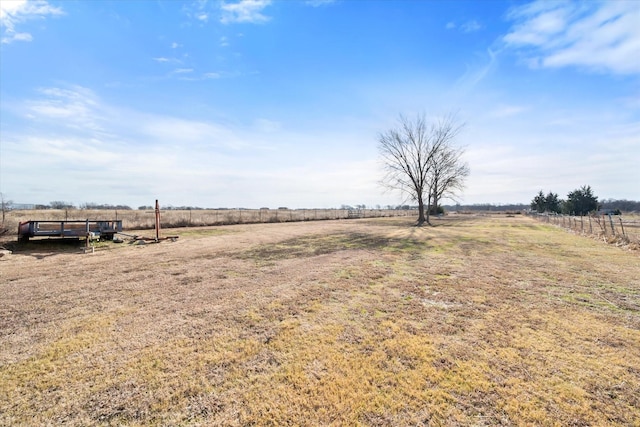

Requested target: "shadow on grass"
[
  {"left": 3, "top": 238, "right": 86, "bottom": 259},
  {"left": 233, "top": 232, "right": 429, "bottom": 261}
]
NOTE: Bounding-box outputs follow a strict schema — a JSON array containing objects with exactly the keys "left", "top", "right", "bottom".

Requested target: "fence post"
[
  {"left": 609, "top": 214, "right": 616, "bottom": 236},
  {"left": 619, "top": 217, "right": 626, "bottom": 238},
  {"left": 155, "top": 200, "right": 160, "bottom": 242}
]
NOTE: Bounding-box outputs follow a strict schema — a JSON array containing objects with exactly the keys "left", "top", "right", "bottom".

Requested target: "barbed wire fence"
[
  {"left": 3, "top": 208, "right": 416, "bottom": 234},
  {"left": 528, "top": 212, "right": 640, "bottom": 247}
]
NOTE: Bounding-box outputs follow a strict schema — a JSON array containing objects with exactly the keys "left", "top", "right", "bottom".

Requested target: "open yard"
[{"left": 1, "top": 215, "right": 639, "bottom": 426}]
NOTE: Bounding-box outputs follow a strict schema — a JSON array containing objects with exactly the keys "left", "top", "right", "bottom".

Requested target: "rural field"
[{"left": 1, "top": 214, "right": 639, "bottom": 426}]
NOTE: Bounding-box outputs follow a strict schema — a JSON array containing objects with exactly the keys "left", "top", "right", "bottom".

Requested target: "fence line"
[
  {"left": 3, "top": 208, "right": 415, "bottom": 234},
  {"left": 528, "top": 212, "right": 640, "bottom": 245}
]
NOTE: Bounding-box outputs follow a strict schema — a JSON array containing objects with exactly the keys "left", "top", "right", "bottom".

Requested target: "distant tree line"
[
  {"left": 441, "top": 203, "right": 529, "bottom": 212},
  {"left": 5, "top": 195, "right": 636, "bottom": 214},
  {"left": 81, "top": 202, "right": 133, "bottom": 210},
  {"left": 599, "top": 199, "right": 640, "bottom": 212},
  {"left": 152, "top": 205, "right": 207, "bottom": 211},
  {"left": 33, "top": 201, "right": 133, "bottom": 210}
]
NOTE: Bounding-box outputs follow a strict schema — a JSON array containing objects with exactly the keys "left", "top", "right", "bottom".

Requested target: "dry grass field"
[
  {"left": 2, "top": 208, "right": 408, "bottom": 232},
  {"left": 1, "top": 215, "right": 639, "bottom": 426}
]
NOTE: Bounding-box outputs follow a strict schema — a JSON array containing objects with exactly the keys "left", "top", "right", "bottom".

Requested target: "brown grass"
[
  {"left": 1, "top": 215, "right": 639, "bottom": 426},
  {"left": 2, "top": 208, "right": 410, "bottom": 233}
]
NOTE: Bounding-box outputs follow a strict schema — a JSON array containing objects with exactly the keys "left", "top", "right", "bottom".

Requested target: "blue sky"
[{"left": 1, "top": 0, "right": 638, "bottom": 209}]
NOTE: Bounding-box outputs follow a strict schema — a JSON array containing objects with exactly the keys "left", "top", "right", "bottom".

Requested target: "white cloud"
[
  {"left": 171, "top": 42, "right": 180, "bottom": 49},
  {"left": 504, "top": 0, "right": 640, "bottom": 75},
  {"left": 173, "top": 68, "right": 194, "bottom": 74},
  {"left": 0, "top": 0, "right": 63, "bottom": 43},
  {"left": 488, "top": 105, "right": 529, "bottom": 118},
  {"left": 451, "top": 48, "right": 497, "bottom": 96},
  {"left": 138, "top": 116, "right": 242, "bottom": 148},
  {"left": 305, "top": 0, "right": 336, "bottom": 7},
  {"left": 153, "top": 57, "right": 170, "bottom": 62},
  {"left": 446, "top": 20, "right": 482, "bottom": 33},
  {"left": 10, "top": 31, "right": 31, "bottom": 41},
  {"left": 455, "top": 97, "right": 640, "bottom": 204},
  {"left": 220, "top": 36, "right": 229, "bottom": 47},
  {"left": 254, "top": 118, "right": 281, "bottom": 133},
  {"left": 1, "top": 85, "right": 278, "bottom": 206},
  {"left": 25, "top": 86, "right": 105, "bottom": 133},
  {"left": 220, "top": 0, "right": 271, "bottom": 24},
  {"left": 461, "top": 20, "right": 482, "bottom": 33},
  {"left": 2, "top": 82, "right": 401, "bottom": 208}
]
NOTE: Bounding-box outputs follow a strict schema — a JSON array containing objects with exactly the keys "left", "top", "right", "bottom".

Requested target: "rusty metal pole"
[{"left": 155, "top": 199, "right": 160, "bottom": 242}]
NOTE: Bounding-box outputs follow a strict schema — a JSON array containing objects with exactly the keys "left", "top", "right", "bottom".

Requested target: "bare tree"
[
  {"left": 0, "top": 193, "right": 11, "bottom": 233},
  {"left": 378, "top": 114, "right": 466, "bottom": 225},
  {"left": 427, "top": 141, "right": 470, "bottom": 220}
]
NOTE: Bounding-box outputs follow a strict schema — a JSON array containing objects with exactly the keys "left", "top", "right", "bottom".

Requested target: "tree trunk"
[
  {"left": 417, "top": 194, "right": 426, "bottom": 225},
  {"left": 425, "top": 192, "right": 431, "bottom": 225},
  {"left": 432, "top": 179, "right": 438, "bottom": 220}
]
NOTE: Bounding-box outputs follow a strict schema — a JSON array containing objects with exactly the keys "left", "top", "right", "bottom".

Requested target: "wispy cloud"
[
  {"left": 461, "top": 20, "right": 482, "bottom": 33},
  {"left": 220, "top": 0, "right": 271, "bottom": 24},
  {"left": 254, "top": 118, "right": 281, "bottom": 133},
  {"left": 0, "top": 0, "right": 63, "bottom": 44},
  {"left": 196, "top": 12, "right": 208, "bottom": 22},
  {"left": 503, "top": 0, "right": 640, "bottom": 75},
  {"left": 305, "top": 0, "right": 336, "bottom": 7},
  {"left": 2, "top": 84, "right": 266, "bottom": 205},
  {"left": 25, "top": 86, "right": 106, "bottom": 133},
  {"left": 452, "top": 48, "right": 497, "bottom": 96},
  {"left": 489, "top": 104, "right": 529, "bottom": 118},
  {"left": 9, "top": 31, "right": 31, "bottom": 42},
  {"left": 446, "top": 19, "right": 482, "bottom": 33}
]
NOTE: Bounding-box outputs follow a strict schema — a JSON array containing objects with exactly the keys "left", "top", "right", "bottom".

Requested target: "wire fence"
[
  {"left": 2, "top": 208, "right": 416, "bottom": 235},
  {"left": 529, "top": 212, "right": 640, "bottom": 246}
]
